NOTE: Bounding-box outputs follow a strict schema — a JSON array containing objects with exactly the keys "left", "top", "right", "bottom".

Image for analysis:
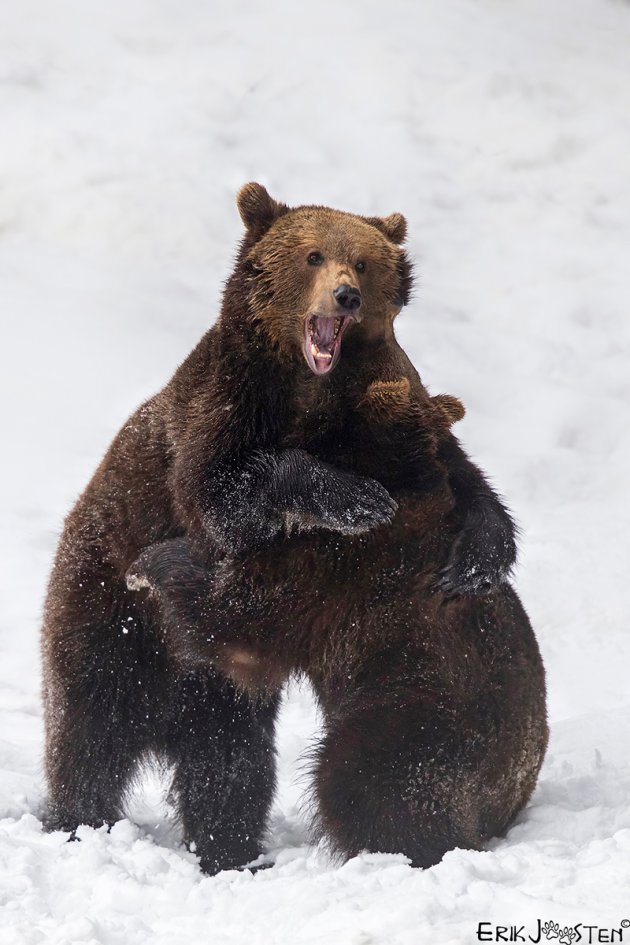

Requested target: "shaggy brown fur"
[{"left": 42, "top": 183, "right": 534, "bottom": 875}]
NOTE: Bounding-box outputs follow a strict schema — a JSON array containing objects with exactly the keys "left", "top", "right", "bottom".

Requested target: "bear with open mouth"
[{"left": 42, "top": 183, "right": 543, "bottom": 874}]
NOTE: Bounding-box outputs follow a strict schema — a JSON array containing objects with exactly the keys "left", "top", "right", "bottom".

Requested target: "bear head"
[{"left": 236, "top": 182, "right": 413, "bottom": 376}]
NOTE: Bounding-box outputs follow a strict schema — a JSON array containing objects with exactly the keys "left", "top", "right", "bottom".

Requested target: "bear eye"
[
  {"left": 307, "top": 251, "right": 324, "bottom": 266},
  {"left": 355, "top": 260, "right": 366, "bottom": 274}
]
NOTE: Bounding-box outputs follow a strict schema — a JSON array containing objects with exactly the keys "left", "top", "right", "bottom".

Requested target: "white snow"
[{"left": 1, "top": 0, "right": 630, "bottom": 942}]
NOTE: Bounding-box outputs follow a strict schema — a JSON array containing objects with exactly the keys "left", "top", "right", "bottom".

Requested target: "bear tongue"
[
  {"left": 304, "top": 314, "right": 347, "bottom": 375},
  {"left": 312, "top": 316, "right": 336, "bottom": 350}
]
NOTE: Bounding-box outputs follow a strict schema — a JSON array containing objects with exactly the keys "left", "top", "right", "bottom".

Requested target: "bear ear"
[
  {"left": 432, "top": 394, "right": 466, "bottom": 426},
  {"left": 366, "top": 212, "right": 407, "bottom": 245},
  {"left": 237, "top": 182, "right": 287, "bottom": 236},
  {"left": 394, "top": 250, "right": 414, "bottom": 307}
]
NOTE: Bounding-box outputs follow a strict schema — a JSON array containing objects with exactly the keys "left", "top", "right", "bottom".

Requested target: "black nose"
[{"left": 333, "top": 284, "right": 362, "bottom": 313}]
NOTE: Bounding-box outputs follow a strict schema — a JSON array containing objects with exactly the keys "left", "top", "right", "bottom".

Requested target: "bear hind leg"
[
  {"left": 163, "top": 673, "right": 280, "bottom": 874},
  {"left": 312, "top": 700, "right": 489, "bottom": 869},
  {"left": 43, "top": 686, "right": 145, "bottom": 835}
]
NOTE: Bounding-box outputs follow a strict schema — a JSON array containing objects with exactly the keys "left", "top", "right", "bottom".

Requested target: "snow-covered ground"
[{"left": 1, "top": 0, "right": 630, "bottom": 941}]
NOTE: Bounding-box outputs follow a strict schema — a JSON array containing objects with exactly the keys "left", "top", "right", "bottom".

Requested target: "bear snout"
[{"left": 333, "top": 284, "right": 362, "bottom": 313}]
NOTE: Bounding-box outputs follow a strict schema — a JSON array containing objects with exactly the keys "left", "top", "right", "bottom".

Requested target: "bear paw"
[
  {"left": 437, "top": 526, "right": 513, "bottom": 599},
  {"left": 272, "top": 450, "right": 397, "bottom": 537},
  {"left": 309, "top": 472, "right": 398, "bottom": 536},
  {"left": 126, "top": 538, "right": 205, "bottom": 597}
]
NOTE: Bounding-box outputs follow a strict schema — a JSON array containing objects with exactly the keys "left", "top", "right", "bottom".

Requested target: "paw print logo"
[
  {"left": 559, "top": 929, "right": 576, "bottom": 945},
  {"left": 541, "top": 923, "right": 560, "bottom": 940}
]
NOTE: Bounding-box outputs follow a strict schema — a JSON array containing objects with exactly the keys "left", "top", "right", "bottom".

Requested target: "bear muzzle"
[{"left": 303, "top": 312, "right": 357, "bottom": 375}]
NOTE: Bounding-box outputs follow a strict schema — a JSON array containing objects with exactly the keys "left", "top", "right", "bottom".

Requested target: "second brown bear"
[{"left": 129, "top": 328, "right": 547, "bottom": 868}]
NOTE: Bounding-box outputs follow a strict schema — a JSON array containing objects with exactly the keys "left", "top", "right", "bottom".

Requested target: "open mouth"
[{"left": 303, "top": 314, "right": 354, "bottom": 375}]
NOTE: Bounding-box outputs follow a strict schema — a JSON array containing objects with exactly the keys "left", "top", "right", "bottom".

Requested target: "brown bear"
[{"left": 41, "top": 183, "right": 528, "bottom": 874}]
